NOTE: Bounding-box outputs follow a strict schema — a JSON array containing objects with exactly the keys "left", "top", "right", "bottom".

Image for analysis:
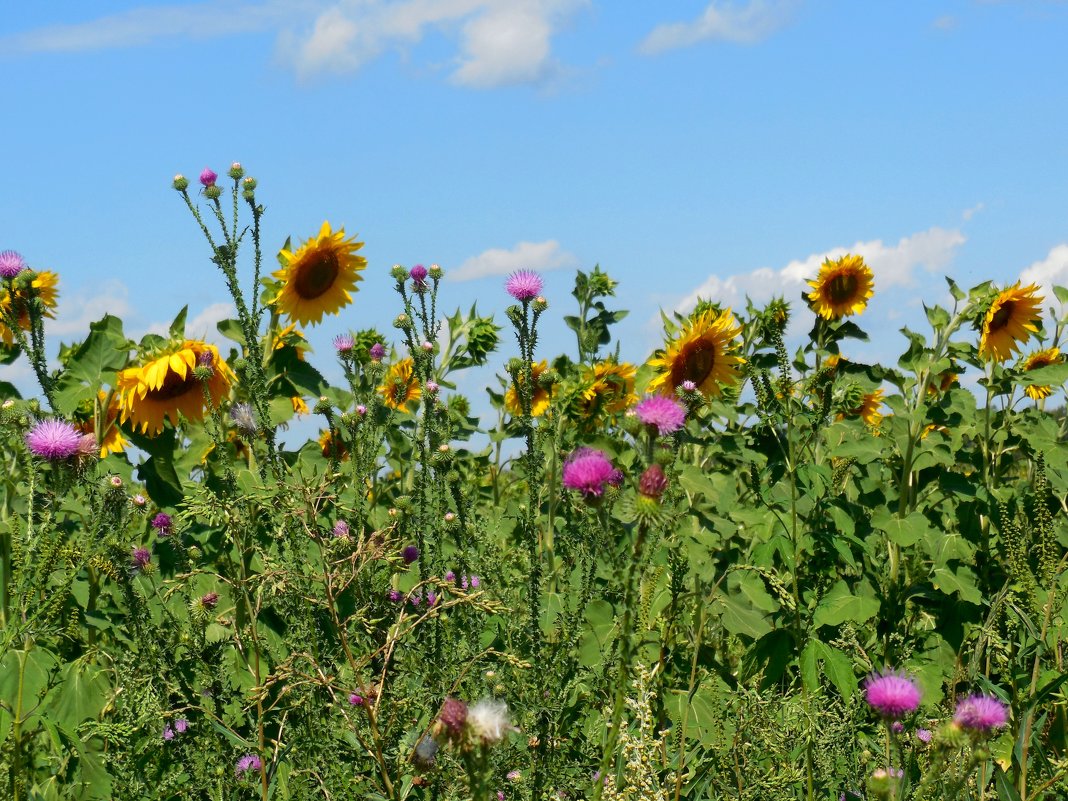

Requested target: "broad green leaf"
[
  {"left": 931, "top": 566, "right": 982, "bottom": 604},
  {"left": 813, "top": 580, "right": 881, "bottom": 627}
]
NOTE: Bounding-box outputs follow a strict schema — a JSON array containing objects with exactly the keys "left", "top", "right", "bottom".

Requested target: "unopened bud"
[
  {"left": 228, "top": 162, "right": 244, "bottom": 179},
  {"left": 390, "top": 264, "right": 409, "bottom": 282},
  {"left": 532, "top": 296, "right": 548, "bottom": 313},
  {"left": 172, "top": 174, "right": 189, "bottom": 191},
  {"left": 204, "top": 184, "right": 222, "bottom": 200}
]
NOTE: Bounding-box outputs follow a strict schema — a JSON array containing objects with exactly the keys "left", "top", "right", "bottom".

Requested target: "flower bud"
[
  {"left": 172, "top": 174, "right": 189, "bottom": 191},
  {"left": 199, "top": 167, "right": 218, "bottom": 187},
  {"left": 638, "top": 464, "right": 668, "bottom": 499},
  {"left": 228, "top": 162, "right": 244, "bottom": 179},
  {"left": 428, "top": 264, "right": 443, "bottom": 280},
  {"left": 390, "top": 264, "right": 409, "bottom": 282},
  {"left": 204, "top": 184, "right": 222, "bottom": 200},
  {"left": 393, "top": 314, "right": 410, "bottom": 330},
  {"left": 243, "top": 176, "right": 257, "bottom": 191},
  {"left": 506, "top": 357, "right": 525, "bottom": 375},
  {"left": 532, "top": 296, "right": 548, "bottom": 313}
]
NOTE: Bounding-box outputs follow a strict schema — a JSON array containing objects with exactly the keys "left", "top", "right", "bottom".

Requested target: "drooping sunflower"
[
  {"left": 78, "top": 391, "right": 128, "bottom": 457},
  {"left": 1019, "top": 347, "right": 1062, "bottom": 400},
  {"left": 378, "top": 357, "right": 422, "bottom": 413},
  {"left": 319, "top": 430, "right": 349, "bottom": 461},
  {"left": 505, "top": 360, "right": 551, "bottom": 417},
  {"left": 272, "top": 222, "right": 366, "bottom": 326},
  {"left": 117, "top": 340, "right": 236, "bottom": 435},
  {"left": 807, "top": 254, "right": 874, "bottom": 320},
  {"left": 575, "top": 360, "right": 637, "bottom": 423},
  {"left": 979, "top": 283, "right": 1043, "bottom": 362},
  {"left": 842, "top": 388, "right": 885, "bottom": 427},
  {"left": 647, "top": 308, "right": 743, "bottom": 398},
  {"left": 1, "top": 271, "right": 60, "bottom": 344}
]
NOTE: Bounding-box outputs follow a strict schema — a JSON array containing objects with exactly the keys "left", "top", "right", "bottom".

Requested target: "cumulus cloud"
[
  {"left": 51, "top": 280, "right": 135, "bottom": 337},
  {"left": 1019, "top": 243, "right": 1068, "bottom": 309},
  {"left": 639, "top": 0, "right": 796, "bottom": 55},
  {"left": 145, "top": 302, "right": 237, "bottom": 345},
  {"left": 677, "top": 226, "right": 966, "bottom": 314},
  {"left": 450, "top": 239, "right": 577, "bottom": 281}
]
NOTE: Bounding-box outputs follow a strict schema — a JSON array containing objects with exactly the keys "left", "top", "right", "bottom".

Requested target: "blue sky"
[{"left": 3, "top": 0, "right": 1068, "bottom": 404}]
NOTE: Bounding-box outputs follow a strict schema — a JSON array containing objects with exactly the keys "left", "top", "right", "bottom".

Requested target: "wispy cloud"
[
  {"left": 1020, "top": 243, "right": 1068, "bottom": 309},
  {"left": 51, "top": 280, "right": 135, "bottom": 337},
  {"left": 677, "top": 226, "right": 966, "bottom": 314},
  {"left": 639, "top": 0, "right": 796, "bottom": 55},
  {"left": 145, "top": 302, "right": 237, "bottom": 346},
  {"left": 450, "top": 239, "right": 577, "bottom": 281}
]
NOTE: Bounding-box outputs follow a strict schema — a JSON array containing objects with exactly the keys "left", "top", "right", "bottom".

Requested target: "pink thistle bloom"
[
  {"left": 955, "top": 694, "right": 1009, "bottom": 732},
  {"left": 0, "top": 250, "right": 26, "bottom": 279},
  {"left": 199, "top": 167, "right": 218, "bottom": 187},
  {"left": 152, "top": 512, "right": 173, "bottom": 536},
  {"left": 562, "top": 447, "right": 617, "bottom": 498},
  {"left": 332, "top": 520, "right": 350, "bottom": 538},
  {"left": 25, "top": 419, "right": 83, "bottom": 460},
  {"left": 131, "top": 547, "right": 151, "bottom": 571},
  {"left": 634, "top": 395, "right": 687, "bottom": 435},
  {"left": 163, "top": 725, "right": 174, "bottom": 741},
  {"left": 174, "top": 718, "right": 189, "bottom": 733},
  {"left": 349, "top": 693, "right": 364, "bottom": 706},
  {"left": 505, "top": 270, "right": 543, "bottom": 302},
  {"left": 369, "top": 343, "right": 386, "bottom": 361},
  {"left": 438, "top": 697, "right": 468, "bottom": 735},
  {"left": 864, "top": 669, "right": 921, "bottom": 719},
  {"left": 916, "top": 728, "right": 932, "bottom": 743},
  {"left": 333, "top": 334, "right": 355, "bottom": 353},
  {"left": 235, "top": 754, "right": 262, "bottom": 777}
]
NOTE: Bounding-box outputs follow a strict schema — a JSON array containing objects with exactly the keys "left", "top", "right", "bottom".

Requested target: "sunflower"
[
  {"left": 1019, "top": 347, "right": 1062, "bottom": 400},
  {"left": 1, "top": 271, "right": 60, "bottom": 344},
  {"left": 853, "top": 389, "right": 885, "bottom": 426},
  {"left": 272, "top": 221, "right": 366, "bottom": 326},
  {"left": 378, "top": 357, "right": 422, "bottom": 413},
  {"left": 979, "top": 283, "right": 1043, "bottom": 362},
  {"left": 647, "top": 309, "right": 743, "bottom": 398},
  {"left": 319, "top": 430, "right": 349, "bottom": 461},
  {"left": 807, "top": 254, "right": 874, "bottom": 320},
  {"left": 117, "top": 340, "right": 236, "bottom": 435},
  {"left": 291, "top": 396, "right": 309, "bottom": 415},
  {"left": 505, "top": 360, "right": 551, "bottom": 417},
  {"left": 79, "top": 391, "right": 128, "bottom": 457},
  {"left": 576, "top": 360, "right": 637, "bottom": 423}
]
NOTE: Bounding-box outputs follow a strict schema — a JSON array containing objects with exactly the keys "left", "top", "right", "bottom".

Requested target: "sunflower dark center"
[
  {"left": 672, "top": 340, "right": 717, "bottom": 388},
  {"left": 825, "top": 273, "right": 858, "bottom": 304},
  {"left": 148, "top": 368, "right": 197, "bottom": 401},
  {"left": 988, "top": 301, "right": 1014, "bottom": 332},
  {"left": 294, "top": 252, "right": 339, "bottom": 300}
]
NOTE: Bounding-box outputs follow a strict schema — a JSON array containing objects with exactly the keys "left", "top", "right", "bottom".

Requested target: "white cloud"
[
  {"left": 146, "top": 302, "right": 237, "bottom": 345},
  {"left": 51, "top": 280, "right": 135, "bottom": 337},
  {"left": 677, "top": 226, "right": 966, "bottom": 314},
  {"left": 1019, "top": 243, "right": 1068, "bottom": 308},
  {"left": 450, "top": 239, "right": 577, "bottom": 281},
  {"left": 639, "top": 0, "right": 795, "bottom": 55},
  {"left": 961, "top": 202, "right": 984, "bottom": 221}
]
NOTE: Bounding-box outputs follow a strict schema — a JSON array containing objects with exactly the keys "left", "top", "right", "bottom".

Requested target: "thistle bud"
[
  {"left": 204, "top": 184, "right": 222, "bottom": 200},
  {"left": 173, "top": 174, "right": 189, "bottom": 191},
  {"left": 393, "top": 314, "right": 410, "bottom": 330},
  {"left": 532, "top": 296, "right": 548, "bottom": 313},
  {"left": 243, "top": 176, "right": 257, "bottom": 191},
  {"left": 638, "top": 464, "right": 668, "bottom": 499},
  {"left": 390, "top": 264, "right": 409, "bottom": 282},
  {"left": 228, "top": 162, "right": 244, "bottom": 179},
  {"left": 428, "top": 264, "right": 443, "bottom": 280}
]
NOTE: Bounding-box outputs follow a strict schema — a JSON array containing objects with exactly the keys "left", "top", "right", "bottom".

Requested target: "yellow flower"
[
  {"left": 576, "top": 360, "right": 637, "bottom": 422},
  {"left": 378, "top": 357, "right": 421, "bottom": 413},
  {"left": 807, "top": 254, "right": 874, "bottom": 320},
  {"left": 291, "top": 395, "right": 309, "bottom": 415},
  {"left": 854, "top": 389, "right": 885, "bottom": 426},
  {"left": 505, "top": 360, "right": 551, "bottom": 417},
  {"left": 926, "top": 369, "right": 958, "bottom": 397},
  {"left": 0, "top": 271, "right": 60, "bottom": 344},
  {"left": 1019, "top": 347, "right": 1062, "bottom": 400},
  {"left": 79, "top": 391, "right": 128, "bottom": 457},
  {"left": 117, "top": 340, "right": 235, "bottom": 435},
  {"left": 319, "top": 430, "right": 348, "bottom": 460},
  {"left": 272, "top": 222, "right": 366, "bottom": 326},
  {"left": 647, "top": 308, "right": 743, "bottom": 398},
  {"left": 980, "top": 283, "right": 1043, "bottom": 362}
]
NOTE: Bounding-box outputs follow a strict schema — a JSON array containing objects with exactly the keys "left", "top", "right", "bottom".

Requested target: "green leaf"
[
  {"left": 0, "top": 648, "right": 58, "bottom": 722},
  {"left": 874, "top": 510, "right": 931, "bottom": 547},
  {"left": 716, "top": 592, "right": 772, "bottom": 639},
  {"left": 168, "top": 305, "right": 188, "bottom": 339},
  {"left": 931, "top": 566, "right": 983, "bottom": 604},
  {"left": 53, "top": 315, "right": 129, "bottom": 414},
  {"left": 217, "top": 318, "right": 247, "bottom": 346},
  {"left": 48, "top": 658, "right": 110, "bottom": 728},
  {"left": 813, "top": 580, "right": 881, "bottom": 627}
]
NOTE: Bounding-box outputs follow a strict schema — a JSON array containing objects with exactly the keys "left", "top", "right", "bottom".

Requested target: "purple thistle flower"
[
  {"left": 864, "top": 669, "right": 921, "bottom": 719},
  {"left": 680, "top": 380, "right": 698, "bottom": 393},
  {"left": 200, "top": 591, "right": 219, "bottom": 610},
  {"left": 954, "top": 693, "right": 1009, "bottom": 732},
  {"left": 131, "top": 547, "right": 151, "bottom": 571},
  {"left": 0, "top": 250, "right": 25, "bottom": 279},
  {"left": 369, "top": 342, "right": 386, "bottom": 361},
  {"left": 408, "top": 593, "right": 422, "bottom": 607},
  {"left": 174, "top": 718, "right": 188, "bottom": 734},
  {"left": 410, "top": 264, "right": 429, "bottom": 290},
  {"left": 634, "top": 395, "right": 687, "bottom": 435},
  {"left": 163, "top": 725, "right": 174, "bottom": 741},
  {"left": 199, "top": 167, "right": 218, "bottom": 187},
  {"left": 469, "top": 575, "right": 480, "bottom": 588},
  {"left": 638, "top": 464, "right": 669, "bottom": 499},
  {"left": 355, "top": 404, "right": 367, "bottom": 416},
  {"left": 426, "top": 591, "right": 438, "bottom": 606},
  {"left": 349, "top": 692, "right": 364, "bottom": 706},
  {"left": 235, "top": 754, "right": 262, "bottom": 777},
  {"left": 25, "top": 419, "right": 83, "bottom": 461},
  {"left": 916, "top": 728, "right": 932, "bottom": 743},
  {"left": 445, "top": 570, "right": 456, "bottom": 582},
  {"left": 387, "top": 589, "right": 402, "bottom": 603},
  {"left": 333, "top": 333, "right": 355, "bottom": 353},
  {"left": 461, "top": 575, "right": 470, "bottom": 590},
  {"left": 890, "top": 721, "right": 905, "bottom": 734},
  {"left": 152, "top": 512, "right": 173, "bottom": 537},
  {"left": 402, "top": 544, "right": 420, "bottom": 564},
  {"left": 561, "top": 447, "right": 618, "bottom": 499},
  {"left": 505, "top": 270, "right": 543, "bottom": 302},
  {"left": 438, "top": 697, "right": 468, "bottom": 735},
  {"left": 332, "top": 520, "right": 350, "bottom": 538}
]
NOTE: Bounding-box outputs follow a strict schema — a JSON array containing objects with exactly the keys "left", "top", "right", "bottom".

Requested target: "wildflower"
[
  {"left": 132, "top": 494, "right": 147, "bottom": 507},
  {"left": 163, "top": 725, "right": 174, "bottom": 741},
  {"left": 562, "top": 447, "right": 618, "bottom": 499},
  {"left": 470, "top": 575, "right": 480, "bottom": 588},
  {"left": 332, "top": 520, "right": 350, "bottom": 538},
  {"left": 647, "top": 308, "right": 743, "bottom": 398},
  {"left": 199, "top": 168, "right": 218, "bottom": 187},
  {"left": 402, "top": 545, "right": 419, "bottom": 564},
  {"left": 230, "top": 402, "right": 257, "bottom": 437},
  {"left": 445, "top": 570, "right": 456, "bottom": 582},
  {"left": 349, "top": 692, "right": 364, "bottom": 706},
  {"left": 200, "top": 592, "right": 219, "bottom": 610},
  {"left": 504, "top": 360, "right": 551, "bottom": 417},
  {"left": 25, "top": 418, "right": 82, "bottom": 460},
  {"left": 633, "top": 395, "right": 686, "bottom": 435},
  {"left": 1019, "top": 347, "right": 1062, "bottom": 400},
  {"left": 410, "top": 264, "right": 429, "bottom": 291},
  {"left": 890, "top": 721, "right": 904, "bottom": 734},
  {"left": 1, "top": 269, "right": 60, "bottom": 345},
  {"left": 468, "top": 698, "right": 513, "bottom": 743},
  {"left": 425, "top": 591, "right": 439, "bottom": 606},
  {"left": 131, "top": 547, "right": 151, "bottom": 571},
  {"left": 378, "top": 357, "right": 422, "bottom": 412},
  {"left": 980, "top": 282, "right": 1043, "bottom": 362},
  {"left": 333, "top": 333, "right": 355, "bottom": 353},
  {"left": 369, "top": 342, "right": 386, "bottom": 361},
  {"left": 680, "top": 380, "right": 697, "bottom": 393},
  {"left": 916, "top": 728, "right": 932, "bottom": 743},
  {"left": 109, "top": 475, "right": 123, "bottom": 488},
  {"left": 387, "top": 589, "right": 402, "bottom": 603},
  {"left": 272, "top": 222, "right": 366, "bottom": 326},
  {"left": 507, "top": 770, "right": 521, "bottom": 781},
  {"left": 425, "top": 380, "right": 439, "bottom": 394},
  {"left": 235, "top": 754, "right": 262, "bottom": 777},
  {"left": 0, "top": 250, "right": 25, "bottom": 279},
  {"left": 152, "top": 513, "right": 173, "bottom": 537},
  {"left": 807, "top": 254, "right": 875, "bottom": 320},
  {"left": 175, "top": 718, "right": 189, "bottom": 734},
  {"left": 638, "top": 464, "right": 669, "bottom": 499},
  {"left": 76, "top": 433, "right": 98, "bottom": 458},
  {"left": 438, "top": 697, "right": 468, "bottom": 736},
  {"left": 506, "top": 270, "right": 543, "bottom": 302},
  {"left": 864, "top": 669, "right": 921, "bottom": 719},
  {"left": 954, "top": 693, "right": 1009, "bottom": 733}
]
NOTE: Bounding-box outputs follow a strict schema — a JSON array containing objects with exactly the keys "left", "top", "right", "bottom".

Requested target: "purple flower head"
[
  {"left": 163, "top": 725, "right": 175, "bottom": 741},
  {"left": 562, "top": 447, "right": 618, "bottom": 498},
  {"left": 638, "top": 464, "right": 669, "bottom": 499},
  {"left": 349, "top": 692, "right": 364, "bottom": 706},
  {"left": 77, "top": 433, "right": 98, "bottom": 458},
  {"left": 408, "top": 593, "right": 422, "bottom": 607},
  {"left": 445, "top": 570, "right": 456, "bottom": 583},
  {"left": 25, "top": 419, "right": 83, "bottom": 461},
  {"left": 438, "top": 697, "right": 468, "bottom": 735},
  {"left": 890, "top": 721, "right": 905, "bottom": 734},
  {"left": 332, "top": 520, "right": 350, "bottom": 538},
  {"left": 410, "top": 264, "right": 429, "bottom": 289},
  {"left": 387, "top": 589, "right": 402, "bottom": 603},
  {"left": 132, "top": 494, "right": 147, "bottom": 507},
  {"left": 680, "top": 380, "right": 698, "bottom": 393},
  {"left": 355, "top": 404, "right": 367, "bottom": 416},
  {"left": 864, "top": 669, "right": 921, "bottom": 719},
  {"left": 333, "top": 333, "right": 355, "bottom": 353},
  {"left": 175, "top": 718, "right": 189, "bottom": 734},
  {"left": 426, "top": 591, "right": 439, "bottom": 606},
  {"left": 199, "top": 167, "right": 218, "bottom": 187},
  {"left": 507, "top": 770, "right": 521, "bottom": 781},
  {"left": 236, "top": 754, "right": 262, "bottom": 777},
  {"left": 425, "top": 380, "right": 439, "bottom": 394},
  {"left": 916, "top": 728, "right": 932, "bottom": 743},
  {"left": 200, "top": 591, "right": 219, "bottom": 610},
  {"left": 402, "top": 545, "right": 420, "bottom": 564},
  {"left": 0, "top": 250, "right": 26, "bottom": 279},
  {"left": 152, "top": 512, "right": 173, "bottom": 537},
  {"left": 469, "top": 575, "right": 480, "bottom": 588},
  {"left": 954, "top": 693, "right": 1009, "bottom": 732},
  {"left": 634, "top": 395, "right": 687, "bottom": 436},
  {"left": 506, "top": 270, "right": 543, "bottom": 302},
  {"left": 498, "top": 793, "right": 505, "bottom": 801},
  {"left": 369, "top": 342, "right": 386, "bottom": 361},
  {"left": 461, "top": 575, "right": 470, "bottom": 590},
  {"left": 131, "top": 547, "right": 151, "bottom": 571}
]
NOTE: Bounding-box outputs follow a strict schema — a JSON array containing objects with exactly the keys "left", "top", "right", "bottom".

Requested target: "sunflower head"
[
  {"left": 838, "top": 387, "right": 885, "bottom": 427},
  {"left": 379, "top": 357, "right": 422, "bottom": 413},
  {"left": 117, "top": 340, "right": 235, "bottom": 435},
  {"left": 319, "top": 430, "right": 349, "bottom": 461},
  {"left": 807, "top": 254, "right": 874, "bottom": 320},
  {"left": 575, "top": 360, "right": 637, "bottom": 425},
  {"left": 1, "top": 270, "right": 60, "bottom": 344},
  {"left": 1019, "top": 347, "right": 1062, "bottom": 400},
  {"left": 272, "top": 222, "right": 366, "bottom": 326},
  {"left": 647, "top": 308, "right": 743, "bottom": 398},
  {"left": 979, "top": 283, "right": 1043, "bottom": 362},
  {"left": 505, "top": 360, "right": 552, "bottom": 417}
]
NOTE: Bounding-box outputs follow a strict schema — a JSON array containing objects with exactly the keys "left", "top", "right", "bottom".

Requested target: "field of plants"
[{"left": 1, "top": 165, "right": 1067, "bottom": 800}]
